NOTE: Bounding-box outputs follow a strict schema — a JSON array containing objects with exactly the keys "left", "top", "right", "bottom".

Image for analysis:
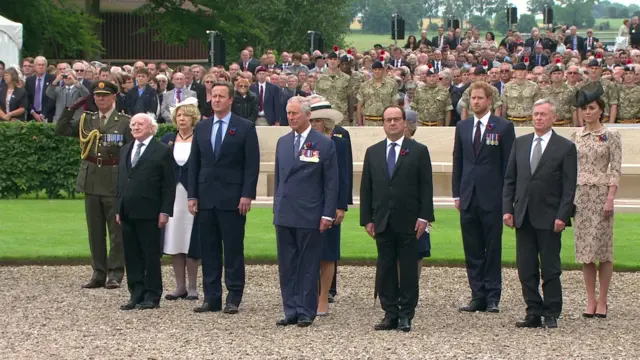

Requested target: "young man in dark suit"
[
  {"left": 250, "top": 66, "right": 281, "bottom": 125},
  {"left": 188, "top": 81, "right": 260, "bottom": 314},
  {"left": 272, "top": 96, "right": 338, "bottom": 327},
  {"left": 452, "top": 82, "right": 516, "bottom": 314},
  {"left": 125, "top": 68, "right": 158, "bottom": 116},
  {"left": 116, "top": 113, "right": 176, "bottom": 310},
  {"left": 360, "top": 105, "right": 435, "bottom": 332},
  {"left": 502, "top": 99, "right": 577, "bottom": 329}
]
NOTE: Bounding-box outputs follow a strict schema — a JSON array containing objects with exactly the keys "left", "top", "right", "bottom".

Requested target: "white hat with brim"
[
  {"left": 309, "top": 101, "right": 343, "bottom": 124},
  {"left": 170, "top": 96, "right": 199, "bottom": 119}
]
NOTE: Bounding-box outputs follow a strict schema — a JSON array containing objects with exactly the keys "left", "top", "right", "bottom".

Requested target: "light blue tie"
[
  {"left": 294, "top": 134, "right": 301, "bottom": 158},
  {"left": 213, "top": 120, "right": 223, "bottom": 159}
]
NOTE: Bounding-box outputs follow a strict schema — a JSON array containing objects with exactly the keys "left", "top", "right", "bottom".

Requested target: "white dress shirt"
[
  {"left": 131, "top": 135, "right": 153, "bottom": 165},
  {"left": 530, "top": 130, "right": 552, "bottom": 162},
  {"left": 473, "top": 112, "right": 491, "bottom": 140}
]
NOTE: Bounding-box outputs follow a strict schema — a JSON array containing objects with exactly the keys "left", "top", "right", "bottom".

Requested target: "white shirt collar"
[
  {"left": 295, "top": 124, "right": 312, "bottom": 138},
  {"left": 386, "top": 135, "right": 405, "bottom": 147},
  {"left": 535, "top": 130, "right": 553, "bottom": 143},
  {"left": 474, "top": 112, "right": 491, "bottom": 127},
  {"left": 135, "top": 135, "right": 153, "bottom": 147}
]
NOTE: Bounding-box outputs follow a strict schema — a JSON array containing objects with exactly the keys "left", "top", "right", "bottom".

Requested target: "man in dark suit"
[
  {"left": 125, "top": 68, "right": 158, "bottom": 116},
  {"left": 273, "top": 96, "right": 338, "bottom": 327},
  {"left": 432, "top": 27, "right": 446, "bottom": 49},
  {"left": 530, "top": 44, "right": 550, "bottom": 70},
  {"left": 360, "top": 105, "right": 435, "bottom": 332},
  {"left": 250, "top": 66, "right": 280, "bottom": 125},
  {"left": 182, "top": 66, "right": 207, "bottom": 113},
  {"left": 502, "top": 99, "right": 577, "bottom": 329},
  {"left": 583, "top": 29, "right": 599, "bottom": 54},
  {"left": 188, "top": 81, "right": 260, "bottom": 314},
  {"left": 26, "top": 56, "right": 56, "bottom": 122},
  {"left": 116, "top": 113, "right": 176, "bottom": 310},
  {"left": 391, "top": 47, "right": 409, "bottom": 68},
  {"left": 564, "top": 26, "right": 585, "bottom": 54},
  {"left": 452, "top": 82, "right": 515, "bottom": 314},
  {"left": 524, "top": 28, "right": 544, "bottom": 50},
  {"left": 240, "top": 50, "right": 260, "bottom": 73}
]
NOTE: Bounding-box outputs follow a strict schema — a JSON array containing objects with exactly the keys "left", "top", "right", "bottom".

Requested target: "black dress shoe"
[
  {"left": 397, "top": 318, "right": 412, "bottom": 332},
  {"left": 485, "top": 302, "right": 500, "bottom": 313},
  {"left": 223, "top": 303, "right": 239, "bottom": 314},
  {"left": 193, "top": 301, "right": 222, "bottom": 313},
  {"left": 165, "top": 292, "right": 188, "bottom": 301},
  {"left": 104, "top": 279, "right": 120, "bottom": 289},
  {"left": 119, "top": 301, "right": 137, "bottom": 311},
  {"left": 544, "top": 316, "right": 558, "bottom": 328},
  {"left": 135, "top": 301, "right": 159, "bottom": 310},
  {"left": 459, "top": 300, "right": 487, "bottom": 312},
  {"left": 297, "top": 315, "right": 313, "bottom": 327},
  {"left": 276, "top": 316, "right": 298, "bottom": 326},
  {"left": 582, "top": 312, "right": 595, "bottom": 318},
  {"left": 515, "top": 315, "right": 542, "bottom": 328},
  {"left": 81, "top": 279, "right": 105, "bottom": 289},
  {"left": 595, "top": 304, "right": 608, "bottom": 318},
  {"left": 374, "top": 316, "right": 398, "bottom": 331}
]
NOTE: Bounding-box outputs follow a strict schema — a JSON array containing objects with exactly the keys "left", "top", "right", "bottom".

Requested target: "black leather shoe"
[
  {"left": 81, "top": 279, "right": 105, "bottom": 289},
  {"left": 544, "top": 316, "right": 558, "bottom": 328},
  {"left": 276, "top": 316, "right": 298, "bottom": 326},
  {"left": 223, "top": 303, "right": 239, "bottom": 314},
  {"left": 165, "top": 292, "right": 188, "bottom": 301},
  {"left": 104, "top": 279, "right": 120, "bottom": 289},
  {"left": 193, "top": 301, "right": 222, "bottom": 313},
  {"left": 297, "top": 315, "right": 313, "bottom": 327},
  {"left": 119, "top": 301, "right": 137, "bottom": 311},
  {"left": 397, "top": 318, "right": 412, "bottom": 332},
  {"left": 485, "top": 302, "right": 500, "bottom": 313},
  {"left": 515, "top": 315, "right": 542, "bottom": 328},
  {"left": 459, "top": 300, "right": 487, "bottom": 312},
  {"left": 135, "top": 301, "right": 159, "bottom": 310},
  {"left": 595, "top": 304, "right": 608, "bottom": 318},
  {"left": 374, "top": 316, "right": 398, "bottom": 331}
]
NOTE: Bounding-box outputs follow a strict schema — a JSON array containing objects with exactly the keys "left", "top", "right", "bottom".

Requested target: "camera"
[{"left": 62, "top": 74, "right": 68, "bottom": 79}]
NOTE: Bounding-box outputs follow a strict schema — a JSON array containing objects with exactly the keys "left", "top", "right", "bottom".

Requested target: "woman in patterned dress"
[{"left": 570, "top": 83, "right": 622, "bottom": 319}]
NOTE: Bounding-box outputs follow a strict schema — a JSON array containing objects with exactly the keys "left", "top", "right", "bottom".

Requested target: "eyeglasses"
[
  {"left": 383, "top": 117, "right": 404, "bottom": 123},
  {"left": 500, "top": 70, "right": 511, "bottom": 73},
  {"left": 204, "top": 80, "right": 214, "bottom": 84},
  {"left": 566, "top": 72, "right": 578, "bottom": 75},
  {"left": 74, "top": 69, "right": 84, "bottom": 72},
  {"left": 237, "top": 85, "right": 249, "bottom": 88}
]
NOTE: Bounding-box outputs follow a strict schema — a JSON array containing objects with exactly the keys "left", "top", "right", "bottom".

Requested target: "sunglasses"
[
  {"left": 566, "top": 72, "right": 578, "bottom": 75},
  {"left": 204, "top": 80, "right": 215, "bottom": 84},
  {"left": 237, "top": 85, "right": 249, "bottom": 88}
]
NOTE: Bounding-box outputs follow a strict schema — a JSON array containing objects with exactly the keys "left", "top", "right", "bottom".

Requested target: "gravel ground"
[{"left": 1, "top": 265, "right": 639, "bottom": 360}]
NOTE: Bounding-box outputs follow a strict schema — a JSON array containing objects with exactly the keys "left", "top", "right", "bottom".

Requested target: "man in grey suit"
[
  {"left": 161, "top": 72, "right": 196, "bottom": 123},
  {"left": 45, "top": 69, "right": 90, "bottom": 122},
  {"left": 273, "top": 96, "right": 339, "bottom": 328}
]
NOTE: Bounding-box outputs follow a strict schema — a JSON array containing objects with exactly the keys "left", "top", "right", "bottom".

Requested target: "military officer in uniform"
[
  {"left": 459, "top": 67, "right": 502, "bottom": 119},
  {"left": 580, "top": 60, "right": 619, "bottom": 124},
  {"left": 357, "top": 57, "right": 398, "bottom": 126},
  {"left": 617, "top": 64, "right": 640, "bottom": 123},
  {"left": 501, "top": 62, "right": 540, "bottom": 126},
  {"left": 55, "top": 81, "right": 132, "bottom": 289},
  {"left": 538, "top": 65, "right": 578, "bottom": 126},
  {"left": 411, "top": 64, "right": 453, "bottom": 126},
  {"left": 340, "top": 54, "right": 366, "bottom": 125},
  {"left": 316, "top": 51, "right": 351, "bottom": 125}
]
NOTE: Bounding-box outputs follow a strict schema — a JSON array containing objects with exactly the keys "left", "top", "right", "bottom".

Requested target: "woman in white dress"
[{"left": 161, "top": 97, "right": 201, "bottom": 300}]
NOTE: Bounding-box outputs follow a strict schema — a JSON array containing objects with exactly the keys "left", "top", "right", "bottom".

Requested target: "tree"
[
  {"left": 441, "top": 0, "right": 472, "bottom": 23},
  {"left": 1, "top": 0, "right": 102, "bottom": 59},
  {"left": 493, "top": 13, "right": 511, "bottom": 35},
  {"left": 468, "top": 15, "right": 491, "bottom": 31},
  {"left": 517, "top": 14, "right": 538, "bottom": 33},
  {"left": 527, "top": 0, "right": 554, "bottom": 14},
  {"left": 360, "top": 0, "right": 425, "bottom": 34},
  {"left": 424, "top": 0, "right": 442, "bottom": 25},
  {"left": 471, "top": 0, "right": 508, "bottom": 17},
  {"left": 553, "top": 0, "right": 596, "bottom": 28}
]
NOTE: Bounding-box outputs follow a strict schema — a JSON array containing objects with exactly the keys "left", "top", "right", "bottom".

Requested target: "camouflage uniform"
[
  {"left": 459, "top": 83, "right": 502, "bottom": 118},
  {"left": 315, "top": 70, "right": 351, "bottom": 125},
  {"left": 538, "top": 83, "right": 576, "bottom": 126},
  {"left": 349, "top": 71, "right": 367, "bottom": 124},
  {"left": 580, "top": 79, "right": 619, "bottom": 121},
  {"left": 357, "top": 77, "right": 398, "bottom": 126},
  {"left": 502, "top": 80, "right": 539, "bottom": 126},
  {"left": 617, "top": 83, "right": 640, "bottom": 123},
  {"left": 411, "top": 84, "right": 453, "bottom": 126}
]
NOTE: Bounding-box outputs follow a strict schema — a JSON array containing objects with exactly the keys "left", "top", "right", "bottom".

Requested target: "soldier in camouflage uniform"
[
  {"left": 581, "top": 60, "right": 619, "bottom": 123},
  {"left": 315, "top": 51, "right": 351, "bottom": 125},
  {"left": 537, "top": 65, "right": 577, "bottom": 126},
  {"left": 55, "top": 81, "right": 132, "bottom": 289},
  {"left": 501, "top": 62, "right": 540, "bottom": 126},
  {"left": 357, "top": 58, "right": 398, "bottom": 126},
  {"left": 341, "top": 55, "right": 366, "bottom": 125},
  {"left": 616, "top": 65, "right": 640, "bottom": 123},
  {"left": 411, "top": 65, "right": 452, "bottom": 126},
  {"left": 459, "top": 66, "right": 502, "bottom": 119}
]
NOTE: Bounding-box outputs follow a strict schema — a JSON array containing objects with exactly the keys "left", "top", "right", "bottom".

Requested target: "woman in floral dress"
[{"left": 570, "top": 83, "right": 622, "bottom": 319}]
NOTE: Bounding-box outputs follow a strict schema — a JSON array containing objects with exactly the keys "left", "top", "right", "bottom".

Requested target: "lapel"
[
  {"left": 201, "top": 117, "right": 215, "bottom": 159},
  {"left": 391, "top": 138, "right": 411, "bottom": 179},
  {"left": 282, "top": 131, "right": 298, "bottom": 181},
  {"left": 215, "top": 115, "right": 236, "bottom": 162},
  {"left": 531, "top": 131, "right": 557, "bottom": 177},
  {"left": 128, "top": 138, "right": 158, "bottom": 176},
  {"left": 123, "top": 143, "right": 133, "bottom": 172}
]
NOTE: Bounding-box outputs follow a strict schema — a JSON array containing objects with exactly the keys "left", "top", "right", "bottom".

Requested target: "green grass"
[
  {"left": 595, "top": 18, "right": 625, "bottom": 29},
  {"left": 2, "top": 200, "right": 640, "bottom": 270}
]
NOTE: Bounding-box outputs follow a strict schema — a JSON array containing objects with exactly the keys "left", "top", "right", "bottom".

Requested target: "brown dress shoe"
[
  {"left": 104, "top": 279, "right": 121, "bottom": 289},
  {"left": 81, "top": 279, "right": 105, "bottom": 289}
]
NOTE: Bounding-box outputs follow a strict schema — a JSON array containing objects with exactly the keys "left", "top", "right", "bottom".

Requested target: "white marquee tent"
[{"left": 0, "top": 15, "right": 23, "bottom": 68}]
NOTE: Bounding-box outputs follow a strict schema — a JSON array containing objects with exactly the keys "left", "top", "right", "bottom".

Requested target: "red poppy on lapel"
[
  {"left": 400, "top": 148, "right": 409, "bottom": 156},
  {"left": 599, "top": 134, "right": 607, "bottom": 142},
  {"left": 486, "top": 123, "right": 495, "bottom": 131},
  {"left": 228, "top": 127, "right": 236, "bottom": 136}
]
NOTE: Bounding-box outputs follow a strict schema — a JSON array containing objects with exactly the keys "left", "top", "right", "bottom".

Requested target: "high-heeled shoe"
[
  {"left": 165, "top": 292, "right": 188, "bottom": 301},
  {"left": 583, "top": 303, "right": 597, "bottom": 318},
  {"left": 595, "top": 304, "right": 608, "bottom": 318}
]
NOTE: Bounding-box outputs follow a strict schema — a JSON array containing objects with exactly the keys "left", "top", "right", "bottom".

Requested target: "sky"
[{"left": 512, "top": 0, "right": 636, "bottom": 14}]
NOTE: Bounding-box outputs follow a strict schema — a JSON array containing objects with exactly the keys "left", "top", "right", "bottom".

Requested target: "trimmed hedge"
[{"left": 0, "top": 122, "right": 176, "bottom": 199}]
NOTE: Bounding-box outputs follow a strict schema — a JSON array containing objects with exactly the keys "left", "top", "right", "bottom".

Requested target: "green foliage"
[
  {"left": 468, "top": 15, "right": 492, "bottom": 31},
  {"left": 493, "top": 14, "right": 511, "bottom": 35},
  {"left": 358, "top": 0, "right": 425, "bottom": 35},
  {"left": 472, "top": 0, "right": 508, "bottom": 17},
  {"left": 516, "top": 14, "right": 539, "bottom": 33},
  {"left": 0, "top": 0, "right": 103, "bottom": 59},
  {"left": 553, "top": 1, "right": 596, "bottom": 28},
  {"left": 0, "top": 123, "right": 176, "bottom": 199},
  {"left": 527, "top": 0, "right": 554, "bottom": 14}
]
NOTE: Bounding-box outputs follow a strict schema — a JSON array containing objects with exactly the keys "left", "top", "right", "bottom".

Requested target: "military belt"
[
  {"left": 507, "top": 116, "right": 531, "bottom": 122},
  {"left": 617, "top": 119, "right": 640, "bottom": 124},
  {"left": 419, "top": 120, "right": 441, "bottom": 126},
  {"left": 553, "top": 119, "right": 572, "bottom": 126},
  {"left": 86, "top": 156, "right": 119, "bottom": 167},
  {"left": 363, "top": 115, "right": 383, "bottom": 121}
]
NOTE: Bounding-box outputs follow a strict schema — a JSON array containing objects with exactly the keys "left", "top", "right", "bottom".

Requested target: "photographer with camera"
[{"left": 46, "top": 68, "right": 90, "bottom": 123}]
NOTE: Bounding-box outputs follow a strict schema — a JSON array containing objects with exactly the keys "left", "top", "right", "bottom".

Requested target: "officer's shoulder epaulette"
[
  {"left": 118, "top": 112, "right": 131, "bottom": 118},
  {"left": 85, "top": 111, "right": 97, "bottom": 115}
]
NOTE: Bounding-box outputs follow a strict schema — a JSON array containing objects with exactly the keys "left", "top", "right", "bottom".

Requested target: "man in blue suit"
[
  {"left": 273, "top": 96, "right": 339, "bottom": 327},
  {"left": 188, "top": 81, "right": 260, "bottom": 314},
  {"left": 452, "top": 81, "right": 515, "bottom": 313},
  {"left": 250, "top": 66, "right": 280, "bottom": 126}
]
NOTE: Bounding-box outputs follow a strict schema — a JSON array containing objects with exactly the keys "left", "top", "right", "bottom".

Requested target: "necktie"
[
  {"left": 530, "top": 137, "right": 542, "bottom": 173},
  {"left": 213, "top": 120, "right": 223, "bottom": 158},
  {"left": 132, "top": 142, "right": 144, "bottom": 167},
  {"left": 387, "top": 143, "right": 397, "bottom": 177},
  {"left": 537, "top": 55, "right": 541, "bottom": 65},
  {"left": 177, "top": 89, "right": 181, "bottom": 102},
  {"left": 65, "top": 87, "right": 71, "bottom": 107},
  {"left": 294, "top": 134, "right": 301, "bottom": 158},
  {"left": 259, "top": 85, "right": 264, "bottom": 112},
  {"left": 35, "top": 78, "right": 42, "bottom": 111},
  {"left": 100, "top": 114, "right": 107, "bottom": 126},
  {"left": 244, "top": 62, "right": 248, "bottom": 70},
  {"left": 473, "top": 121, "right": 482, "bottom": 155}
]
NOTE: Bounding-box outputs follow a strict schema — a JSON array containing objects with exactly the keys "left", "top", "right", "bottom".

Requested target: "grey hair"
[
  {"left": 533, "top": 98, "right": 556, "bottom": 114},
  {"left": 65, "top": 68, "right": 77, "bottom": 78},
  {"left": 440, "top": 70, "right": 452, "bottom": 81},
  {"left": 130, "top": 113, "right": 159, "bottom": 135},
  {"left": 287, "top": 96, "right": 311, "bottom": 114},
  {"left": 34, "top": 56, "right": 48, "bottom": 66}
]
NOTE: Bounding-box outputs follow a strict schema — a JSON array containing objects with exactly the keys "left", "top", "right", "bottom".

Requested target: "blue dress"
[{"left": 321, "top": 135, "right": 350, "bottom": 261}]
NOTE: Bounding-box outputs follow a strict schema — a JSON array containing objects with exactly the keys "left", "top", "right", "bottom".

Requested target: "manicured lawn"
[{"left": 2, "top": 200, "right": 640, "bottom": 270}]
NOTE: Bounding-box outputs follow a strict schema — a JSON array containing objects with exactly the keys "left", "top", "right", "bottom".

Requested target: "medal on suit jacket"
[
  {"left": 300, "top": 150, "right": 320, "bottom": 163},
  {"left": 486, "top": 133, "right": 500, "bottom": 146}
]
